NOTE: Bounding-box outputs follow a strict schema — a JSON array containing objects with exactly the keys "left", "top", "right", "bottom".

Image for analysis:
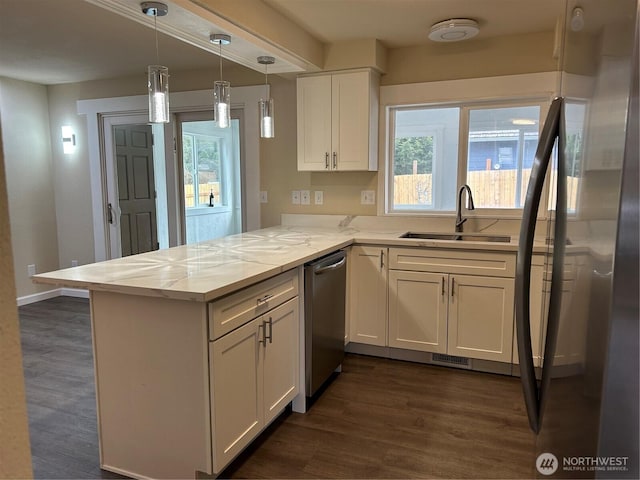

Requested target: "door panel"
[
  {"left": 448, "top": 275, "right": 514, "bottom": 362},
  {"left": 332, "top": 72, "right": 369, "bottom": 171},
  {"left": 114, "top": 125, "right": 158, "bottom": 256},
  {"left": 211, "top": 319, "right": 263, "bottom": 472},
  {"left": 348, "top": 246, "right": 388, "bottom": 346},
  {"left": 262, "top": 297, "right": 299, "bottom": 424},
  {"left": 388, "top": 270, "right": 448, "bottom": 353}
]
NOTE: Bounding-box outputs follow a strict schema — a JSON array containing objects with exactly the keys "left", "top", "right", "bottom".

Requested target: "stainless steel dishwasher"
[{"left": 304, "top": 250, "right": 346, "bottom": 397}]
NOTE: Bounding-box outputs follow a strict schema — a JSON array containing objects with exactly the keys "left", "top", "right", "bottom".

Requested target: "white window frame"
[
  {"left": 377, "top": 72, "right": 560, "bottom": 220},
  {"left": 183, "top": 133, "right": 224, "bottom": 209},
  {"left": 387, "top": 104, "right": 458, "bottom": 213}
]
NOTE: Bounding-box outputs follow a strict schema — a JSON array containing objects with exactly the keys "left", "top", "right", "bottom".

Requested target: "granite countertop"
[{"left": 33, "top": 224, "right": 528, "bottom": 302}]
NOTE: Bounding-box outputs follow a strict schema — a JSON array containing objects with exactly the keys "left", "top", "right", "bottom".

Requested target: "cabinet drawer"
[
  {"left": 209, "top": 269, "right": 299, "bottom": 340},
  {"left": 389, "top": 248, "right": 515, "bottom": 278}
]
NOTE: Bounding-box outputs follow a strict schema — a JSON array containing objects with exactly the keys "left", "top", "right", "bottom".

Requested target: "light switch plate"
[
  {"left": 27, "top": 264, "right": 36, "bottom": 276},
  {"left": 314, "top": 191, "right": 324, "bottom": 205},
  {"left": 300, "top": 190, "right": 311, "bottom": 205},
  {"left": 361, "top": 190, "right": 375, "bottom": 205},
  {"left": 291, "top": 190, "right": 301, "bottom": 205},
  {"left": 260, "top": 191, "right": 268, "bottom": 203}
]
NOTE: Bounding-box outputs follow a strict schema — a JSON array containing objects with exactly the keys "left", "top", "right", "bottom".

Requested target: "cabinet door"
[
  {"left": 447, "top": 275, "right": 515, "bottom": 363},
  {"left": 262, "top": 297, "right": 300, "bottom": 424},
  {"left": 388, "top": 270, "right": 447, "bottom": 353},
  {"left": 349, "top": 246, "right": 387, "bottom": 346},
  {"left": 332, "top": 71, "right": 372, "bottom": 171},
  {"left": 297, "top": 75, "right": 332, "bottom": 171},
  {"left": 211, "top": 319, "right": 263, "bottom": 472}
]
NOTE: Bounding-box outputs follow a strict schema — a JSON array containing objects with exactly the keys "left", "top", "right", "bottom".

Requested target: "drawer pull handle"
[
  {"left": 441, "top": 277, "right": 445, "bottom": 296},
  {"left": 256, "top": 294, "right": 274, "bottom": 305}
]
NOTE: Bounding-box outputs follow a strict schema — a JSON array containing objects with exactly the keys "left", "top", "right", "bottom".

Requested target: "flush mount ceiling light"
[
  {"left": 428, "top": 18, "right": 479, "bottom": 42},
  {"left": 571, "top": 7, "right": 585, "bottom": 32}
]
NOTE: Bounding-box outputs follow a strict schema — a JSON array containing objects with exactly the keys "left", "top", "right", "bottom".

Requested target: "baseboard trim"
[{"left": 17, "top": 287, "right": 89, "bottom": 306}]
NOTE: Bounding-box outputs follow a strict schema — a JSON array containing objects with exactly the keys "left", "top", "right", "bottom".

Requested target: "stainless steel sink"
[{"left": 400, "top": 232, "right": 512, "bottom": 243}]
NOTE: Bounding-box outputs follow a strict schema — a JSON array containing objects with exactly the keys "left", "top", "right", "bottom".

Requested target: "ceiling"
[
  {"left": 264, "top": 0, "right": 565, "bottom": 48},
  {"left": 0, "top": 0, "right": 222, "bottom": 84},
  {"left": 0, "top": 0, "right": 613, "bottom": 86}
]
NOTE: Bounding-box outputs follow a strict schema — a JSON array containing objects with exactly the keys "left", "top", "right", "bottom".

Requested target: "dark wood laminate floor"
[
  {"left": 20, "top": 297, "right": 536, "bottom": 479},
  {"left": 19, "top": 297, "right": 127, "bottom": 480}
]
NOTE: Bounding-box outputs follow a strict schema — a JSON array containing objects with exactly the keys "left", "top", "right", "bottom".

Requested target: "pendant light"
[
  {"left": 210, "top": 34, "right": 231, "bottom": 129},
  {"left": 142, "top": 2, "right": 170, "bottom": 123},
  {"left": 257, "top": 56, "right": 275, "bottom": 138}
]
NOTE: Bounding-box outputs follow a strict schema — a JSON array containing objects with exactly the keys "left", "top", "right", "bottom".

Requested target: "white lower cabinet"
[
  {"left": 388, "top": 270, "right": 447, "bottom": 353},
  {"left": 263, "top": 298, "right": 300, "bottom": 424},
  {"left": 385, "top": 247, "right": 516, "bottom": 363},
  {"left": 210, "top": 297, "right": 299, "bottom": 473},
  {"left": 447, "top": 275, "right": 514, "bottom": 363},
  {"left": 348, "top": 246, "right": 388, "bottom": 346}
]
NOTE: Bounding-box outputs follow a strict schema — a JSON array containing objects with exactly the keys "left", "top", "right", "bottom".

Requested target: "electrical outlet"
[
  {"left": 300, "top": 190, "right": 311, "bottom": 205},
  {"left": 27, "top": 264, "right": 36, "bottom": 276},
  {"left": 361, "top": 190, "right": 376, "bottom": 205},
  {"left": 260, "top": 191, "right": 268, "bottom": 203},
  {"left": 291, "top": 190, "right": 301, "bottom": 205},
  {"left": 71, "top": 260, "right": 78, "bottom": 267},
  {"left": 314, "top": 191, "right": 324, "bottom": 205}
]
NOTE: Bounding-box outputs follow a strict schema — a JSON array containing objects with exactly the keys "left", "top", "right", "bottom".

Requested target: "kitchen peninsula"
[{"left": 33, "top": 219, "right": 530, "bottom": 479}]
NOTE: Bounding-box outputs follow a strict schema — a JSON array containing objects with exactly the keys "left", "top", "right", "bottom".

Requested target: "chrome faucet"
[{"left": 455, "top": 184, "right": 475, "bottom": 233}]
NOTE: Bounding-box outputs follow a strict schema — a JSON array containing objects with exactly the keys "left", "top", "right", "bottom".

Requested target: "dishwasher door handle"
[{"left": 314, "top": 257, "right": 346, "bottom": 275}]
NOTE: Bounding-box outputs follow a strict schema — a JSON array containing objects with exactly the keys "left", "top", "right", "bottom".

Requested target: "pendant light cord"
[
  {"left": 264, "top": 62, "right": 268, "bottom": 97},
  {"left": 219, "top": 42, "right": 223, "bottom": 81},
  {"left": 154, "top": 12, "right": 160, "bottom": 65}
]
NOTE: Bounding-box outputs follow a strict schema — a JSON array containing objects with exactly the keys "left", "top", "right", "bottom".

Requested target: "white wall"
[
  {"left": 47, "top": 83, "right": 95, "bottom": 269},
  {"left": 0, "top": 77, "right": 60, "bottom": 298}
]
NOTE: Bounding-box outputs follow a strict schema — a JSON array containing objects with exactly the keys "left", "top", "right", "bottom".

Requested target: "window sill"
[{"left": 186, "top": 206, "right": 232, "bottom": 217}]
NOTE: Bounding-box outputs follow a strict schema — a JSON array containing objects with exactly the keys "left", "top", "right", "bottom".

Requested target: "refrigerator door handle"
[
  {"left": 538, "top": 99, "right": 568, "bottom": 430},
  {"left": 515, "top": 96, "right": 563, "bottom": 434}
]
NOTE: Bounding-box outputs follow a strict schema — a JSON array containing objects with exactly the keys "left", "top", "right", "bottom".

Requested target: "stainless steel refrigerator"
[{"left": 515, "top": 0, "right": 639, "bottom": 478}]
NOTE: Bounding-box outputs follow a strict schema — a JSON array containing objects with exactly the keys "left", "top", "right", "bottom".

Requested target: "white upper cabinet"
[{"left": 297, "top": 70, "right": 379, "bottom": 172}]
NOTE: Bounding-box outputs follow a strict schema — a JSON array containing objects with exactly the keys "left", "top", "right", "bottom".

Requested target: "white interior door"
[
  {"left": 103, "top": 114, "right": 169, "bottom": 259},
  {"left": 113, "top": 124, "right": 158, "bottom": 256}
]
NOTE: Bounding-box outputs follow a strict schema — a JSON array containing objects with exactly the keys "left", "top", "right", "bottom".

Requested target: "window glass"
[
  {"left": 564, "top": 101, "right": 586, "bottom": 212},
  {"left": 390, "top": 107, "right": 459, "bottom": 212},
  {"left": 466, "top": 105, "right": 540, "bottom": 208}
]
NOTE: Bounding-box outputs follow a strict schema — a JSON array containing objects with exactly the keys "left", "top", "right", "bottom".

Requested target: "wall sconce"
[
  {"left": 142, "top": 2, "right": 170, "bottom": 123},
  {"left": 61, "top": 126, "right": 76, "bottom": 154},
  {"left": 210, "top": 33, "right": 231, "bottom": 128},
  {"left": 258, "top": 56, "right": 275, "bottom": 138}
]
